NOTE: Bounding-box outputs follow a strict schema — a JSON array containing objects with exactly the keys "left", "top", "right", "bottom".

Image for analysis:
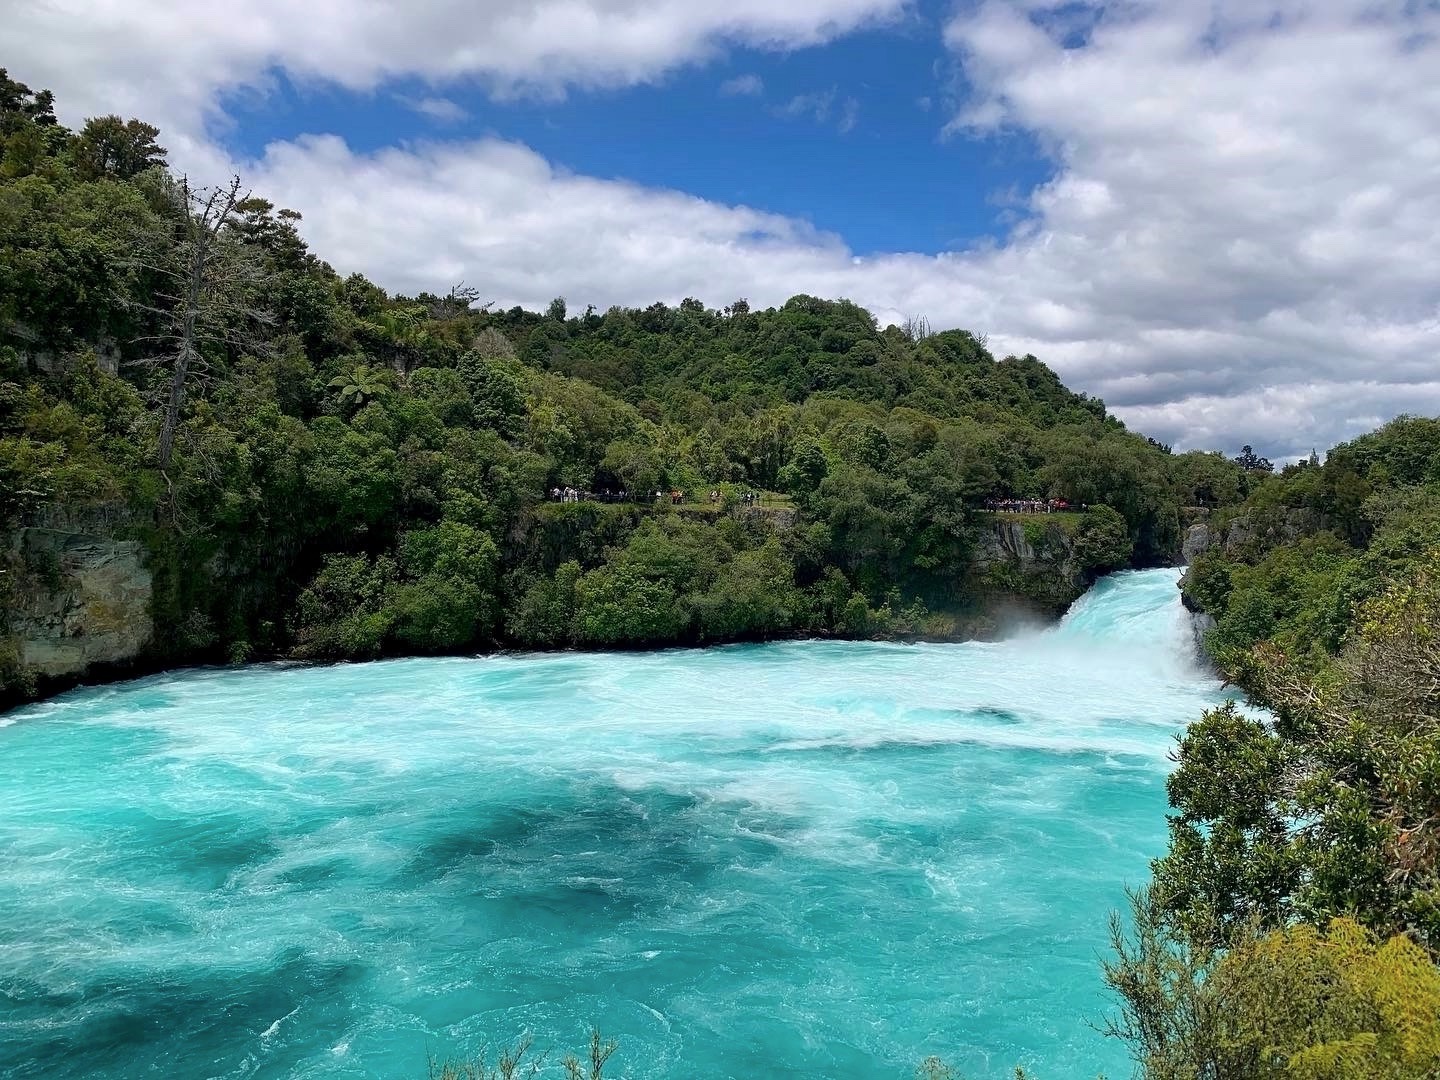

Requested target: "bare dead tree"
[
  {"left": 428, "top": 281, "right": 492, "bottom": 321},
  {"left": 902, "top": 313, "right": 932, "bottom": 342},
  {"left": 129, "top": 175, "right": 270, "bottom": 471}
]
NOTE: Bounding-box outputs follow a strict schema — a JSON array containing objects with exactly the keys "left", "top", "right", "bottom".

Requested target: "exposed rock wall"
[
  {"left": 4, "top": 505, "right": 154, "bottom": 682},
  {"left": 970, "top": 517, "right": 1084, "bottom": 610},
  {"left": 1182, "top": 523, "right": 1214, "bottom": 564},
  {"left": 10, "top": 321, "right": 121, "bottom": 376},
  {"left": 1180, "top": 508, "right": 1330, "bottom": 565}
]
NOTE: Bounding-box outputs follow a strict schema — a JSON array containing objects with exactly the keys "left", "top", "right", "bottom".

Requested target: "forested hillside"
[{"left": 0, "top": 70, "right": 1246, "bottom": 706}]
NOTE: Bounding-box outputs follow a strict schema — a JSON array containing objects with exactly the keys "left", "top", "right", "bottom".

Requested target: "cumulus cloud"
[
  {"left": 719, "top": 73, "right": 765, "bottom": 97},
  {"left": 249, "top": 133, "right": 874, "bottom": 310},
  {"left": 9, "top": 0, "right": 1440, "bottom": 456},
  {"left": 931, "top": 0, "right": 1440, "bottom": 455}
]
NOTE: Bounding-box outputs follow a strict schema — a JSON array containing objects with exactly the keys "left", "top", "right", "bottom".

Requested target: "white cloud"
[
  {"left": 249, "top": 133, "right": 866, "bottom": 310},
  {"left": 10, "top": 0, "right": 1440, "bottom": 457},
  {"left": 7, "top": 0, "right": 905, "bottom": 139},
  {"left": 398, "top": 95, "right": 468, "bottom": 124},
  {"left": 930, "top": 0, "right": 1440, "bottom": 455},
  {"left": 719, "top": 73, "right": 765, "bottom": 96}
]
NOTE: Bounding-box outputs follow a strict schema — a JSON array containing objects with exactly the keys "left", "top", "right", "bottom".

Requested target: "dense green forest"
[{"left": 0, "top": 69, "right": 1252, "bottom": 706}]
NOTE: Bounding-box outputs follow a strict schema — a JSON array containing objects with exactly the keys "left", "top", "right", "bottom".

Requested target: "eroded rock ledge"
[{"left": 4, "top": 504, "right": 154, "bottom": 693}]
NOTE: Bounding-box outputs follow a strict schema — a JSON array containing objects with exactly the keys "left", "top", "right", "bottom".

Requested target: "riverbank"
[{"left": 4, "top": 504, "right": 1132, "bottom": 713}]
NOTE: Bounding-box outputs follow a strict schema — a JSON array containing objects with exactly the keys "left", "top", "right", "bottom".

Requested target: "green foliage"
[
  {"left": 292, "top": 553, "right": 398, "bottom": 660},
  {"left": 1218, "top": 919, "right": 1440, "bottom": 1079},
  {"left": 1120, "top": 421, "right": 1440, "bottom": 1076},
  {"left": 506, "top": 560, "right": 581, "bottom": 646},
  {"left": 573, "top": 561, "right": 685, "bottom": 645},
  {"left": 1159, "top": 549, "right": 1440, "bottom": 951},
  {"left": 391, "top": 521, "right": 500, "bottom": 651},
  {"left": 460, "top": 349, "right": 529, "bottom": 436},
  {"left": 1151, "top": 702, "right": 1298, "bottom": 948},
  {"left": 71, "top": 115, "right": 166, "bottom": 181},
  {"left": 1073, "top": 504, "right": 1134, "bottom": 576},
  {"left": 1170, "top": 449, "right": 1245, "bottom": 508},
  {"left": 291, "top": 522, "right": 499, "bottom": 659},
  {"left": 0, "top": 635, "right": 37, "bottom": 704},
  {"left": 693, "top": 540, "right": 803, "bottom": 640},
  {"left": 1182, "top": 417, "right": 1440, "bottom": 675},
  {"left": 1106, "top": 892, "right": 1440, "bottom": 1080},
  {"left": 328, "top": 362, "right": 392, "bottom": 410}
]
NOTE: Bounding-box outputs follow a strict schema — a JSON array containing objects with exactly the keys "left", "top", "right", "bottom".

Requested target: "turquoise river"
[{"left": 0, "top": 568, "right": 1229, "bottom": 1079}]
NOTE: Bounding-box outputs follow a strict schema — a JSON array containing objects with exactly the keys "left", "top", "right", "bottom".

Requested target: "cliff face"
[
  {"left": 1182, "top": 522, "right": 1213, "bottom": 564},
  {"left": 4, "top": 505, "right": 154, "bottom": 690},
  {"left": 970, "top": 517, "right": 1085, "bottom": 611},
  {"left": 1180, "top": 507, "right": 1330, "bottom": 565}
]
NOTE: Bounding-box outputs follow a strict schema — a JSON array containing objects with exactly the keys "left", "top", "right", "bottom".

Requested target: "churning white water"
[{"left": 0, "top": 568, "right": 1226, "bottom": 1078}]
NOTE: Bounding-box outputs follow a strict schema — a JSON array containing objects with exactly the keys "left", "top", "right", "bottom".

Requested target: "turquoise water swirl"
[{"left": 0, "top": 569, "right": 1227, "bottom": 1079}]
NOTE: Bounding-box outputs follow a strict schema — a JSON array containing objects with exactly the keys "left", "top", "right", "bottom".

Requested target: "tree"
[
  {"left": 133, "top": 174, "right": 265, "bottom": 471},
  {"left": 391, "top": 521, "right": 500, "bottom": 650},
  {"left": 573, "top": 563, "right": 683, "bottom": 644},
  {"left": 777, "top": 438, "right": 828, "bottom": 494},
  {"left": 427, "top": 282, "right": 487, "bottom": 321},
  {"left": 1105, "top": 890, "right": 1440, "bottom": 1080},
  {"left": 1073, "top": 504, "right": 1134, "bottom": 575},
  {"left": 0, "top": 69, "right": 59, "bottom": 134},
  {"left": 363, "top": 305, "right": 429, "bottom": 374},
  {"left": 901, "top": 313, "right": 932, "bottom": 342},
  {"left": 328, "top": 363, "right": 393, "bottom": 410},
  {"left": 72, "top": 115, "right": 166, "bottom": 180},
  {"left": 471, "top": 326, "right": 517, "bottom": 361},
  {"left": 1158, "top": 546, "right": 1440, "bottom": 950},
  {"left": 460, "top": 349, "right": 528, "bottom": 436},
  {"left": 1234, "top": 444, "right": 1274, "bottom": 473},
  {"left": 562, "top": 1028, "right": 617, "bottom": 1080},
  {"left": 0, "top": 70, "right": 66, "bottom": 178}
]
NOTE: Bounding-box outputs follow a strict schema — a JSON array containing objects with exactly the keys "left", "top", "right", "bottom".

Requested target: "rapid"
[{"left": 0, "top": 568, "right": 1230, "bottom": 1079}]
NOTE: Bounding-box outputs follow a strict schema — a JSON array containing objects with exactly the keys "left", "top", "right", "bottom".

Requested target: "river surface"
[{"left": 0, "top": 569, "right": 1228, "bottom": 1079}]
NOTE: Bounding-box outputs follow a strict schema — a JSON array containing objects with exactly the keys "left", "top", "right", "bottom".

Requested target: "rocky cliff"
[
  {"left": 1180, "top": 507, "right": 1330, "bottom": 565},
  {"left": 3, "top": 504, "right": 154, "bottom": 699},
  {"left": 970, "top": 516, "right": 1085, "bottom": 611}
]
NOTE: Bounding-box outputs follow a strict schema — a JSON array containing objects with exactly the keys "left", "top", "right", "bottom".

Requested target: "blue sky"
[
  {"left": 216, "top": 3, "right": 1051, "bottom": 258},
  {"left": 11, "top": 0, "right": 1440, "bottom": 458}
]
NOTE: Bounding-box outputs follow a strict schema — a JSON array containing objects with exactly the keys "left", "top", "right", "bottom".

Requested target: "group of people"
[
  {"left": 711, "top": 490, "right": 763, "bottom": 505},
  {"left": 548, "top": 488, "right": 643, "bottom": 504},
  {"left": 546, "top": 487, "right": 764, "bottom": 507},
  {"left": 984, "top": 497, "right": 1078, "bottom": 514}
]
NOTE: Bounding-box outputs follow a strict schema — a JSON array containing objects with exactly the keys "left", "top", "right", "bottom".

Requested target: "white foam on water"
[{"left": 0, "top": 568, "right": 1230, "bottom": 1080}]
